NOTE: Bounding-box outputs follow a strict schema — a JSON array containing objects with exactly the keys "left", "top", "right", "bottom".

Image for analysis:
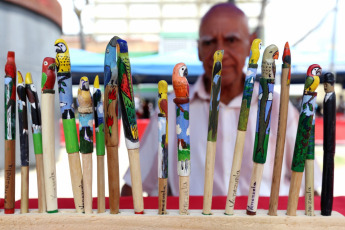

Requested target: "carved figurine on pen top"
[{"left": 321, "top": 72, "right": 336, "bottom": 216}]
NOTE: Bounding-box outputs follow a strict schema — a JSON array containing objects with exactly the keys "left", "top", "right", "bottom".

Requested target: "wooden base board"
[{"left": 0, "top": 209, "right": 343, "bottom": 230}]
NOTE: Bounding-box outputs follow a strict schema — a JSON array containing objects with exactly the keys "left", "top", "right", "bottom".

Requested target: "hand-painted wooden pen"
[
  {"left": 4, "top": 51, "right": 16, "bottom": 214},
  {"left": 104, "top": 36, "right": 120, "bottom": 214},
  {"left": 78, "top": 76, "right": 94, "bottom": 214},
  {"left": 17, "top": 71, "right": 29, "bottom": 214},
  {"left": 203, "top": 50, "right": 223, "bottom": 215},
  {"left": 158, "top": 80, "right": 168, "bottom": 215},
  {"left": 93, "top": 75, "right": 106, "bottom": 213},
  {"left": 172, "top": 62, "right": 190, "bottom": 215},
  {"left": 41, "top": 57, "right": 58, "bottom": 213},
  {"left": 321, "top": 72, "right": 336, "bottom": 216},
  {"left": 268, "top": 42, "right": 291, "bottom": 216},
  {"left": 286, "top": 64, "right": 321, "bottom": 216},
  {"left": 26, "top": 70, "right": 46, "bottom": 213},
  {"left": 247, "top": 44, "right": 279, "bottom": 215},
  {"left": 225, "top": 38, "right": 262, "bottom": 215},
  {"left": 117, "top": 38, "right": 144, "bottom": 214},
  {"left": 55, "top": 39, "right": 84, "bottom": 212}
]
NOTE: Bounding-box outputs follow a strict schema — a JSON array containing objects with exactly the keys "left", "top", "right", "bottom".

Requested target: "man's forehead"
[{"left": 199, "top": 32, "right": 242, "bottom": 41}]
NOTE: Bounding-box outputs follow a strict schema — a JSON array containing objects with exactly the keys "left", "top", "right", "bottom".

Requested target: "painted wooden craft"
[
  {"left": 78, "top": 76, "right": 94, "bottom": 214},
  {"left": 203, "top": 50, "right": 223, "bottom": 215},
  {"left": 158, "top": 80, "right": 168, "bottom": 214},
  {"left": 26, "top": 70, "right": 46, "bottom": 213},
  {"left": 4, "top": 51, "right": 16, "bottom": 214},
  {"left": 55, "top": 38, "right": 84, "bottom": 213},
  {"left": 104, "top": 36, "right": 120, "bottom": 214},
  {"left": 93, "top": 75, "right": 106, "bottom": 213},
  {"left": 17, "top": 71, "right": 29, "bottom": 214},
  {"left": 268, "top": 42, "right": 291, "bottom": 216},
  {"left": 321, "top": 72, "right": 336, "bottom": 216},
  {"left": 286, "top": 64, "right": 321, "bottom": 216},
  {"left": 225, "top": 38, "right": 262, "bottom": 215},
  {"left": 117, "top": 37, "right": 144, "bottom": 214},
  {"left": 172, "top": 62, "right": 190, "bottom": 215},
  {"left": 41, "top": 57, "right": 58, "bottom": 213},
  {"left": 247, "top": 44, "right": 279, "bottom": 215}
]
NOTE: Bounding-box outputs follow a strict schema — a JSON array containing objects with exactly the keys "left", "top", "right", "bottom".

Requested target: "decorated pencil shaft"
[
  {"left": 172, "top": 63, "right": 190, "bottom": 215},
  {"left": 26, "top": 71, "right": 46, "bottom": 213},
  {"left": 203, "top": 50, "right": 223, "bottom": 215},
  {"left": 321, "top": 72, "right": 336, "bottom": 216},
  {"left": 305, "top": 114, "right": 315, "bottom": 216},
  {"left": 287, "top": 64, "right": 321, "bottom": 216},
  {"left": 17, "top": 71, "right": 29, "bottom": 214},
  {"left": 247, "top": 44, "right": 279, "bottom": 215},
  {"left": 226, "top": 39, "right": 262, "bottom": 215},
  {"left": 93, "top": 75, "right": 106, "bottom": 213},
  {"left": 117, "top": 38, "right": 144, "bottom": 214},
  {"left": 104, "top": 36, "right": 120, "bottom": 214},
  {"left": 55, "top": 38, "right": 84, "bottom": 212},
  {"left": 268, "top": 42, "right": 291, "bottom": 216},
  {"left": 4, "top": 51, "right": 16, "bottom": 214},
  {"left": 41, "top": 57, "right": 58, "bottom": 213},
  {"left": 78, "top": 76, "right": 94, "bottom": 214},
  {"left": 158, "top": 80, "right": 168, "bottom": 215}
]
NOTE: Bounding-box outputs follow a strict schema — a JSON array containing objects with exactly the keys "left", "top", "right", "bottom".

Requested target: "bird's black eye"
[{"left": 44, "top": 61, "right": 48, "bottom": 66}]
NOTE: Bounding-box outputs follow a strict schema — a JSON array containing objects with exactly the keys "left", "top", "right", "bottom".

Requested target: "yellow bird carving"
[
  {"left": 249, "top": 38, "right": 262, "bottom": 65},
  {"left": 54, "top": 38, "right": 70, "bottom": 73}
]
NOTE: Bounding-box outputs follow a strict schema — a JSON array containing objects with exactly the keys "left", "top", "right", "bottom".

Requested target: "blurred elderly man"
[{"left": 121, "top": 3, "right": 319, "bottom": 197}]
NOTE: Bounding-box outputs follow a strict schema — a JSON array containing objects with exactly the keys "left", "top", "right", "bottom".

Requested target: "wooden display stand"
[{"left": 0, "top": 209, "right": 343, "bottom": 229}]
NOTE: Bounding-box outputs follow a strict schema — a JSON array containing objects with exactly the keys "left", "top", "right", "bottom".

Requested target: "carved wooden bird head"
[{"left": 172, "top": 62, "right": 189, "bottom": 98}]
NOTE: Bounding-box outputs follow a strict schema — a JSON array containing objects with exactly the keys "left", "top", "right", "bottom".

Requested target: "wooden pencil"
[
  {"left": 104, "top": 36, "right": 120, "bottom": 214},
  {"left": 203, "top": 50, "right": 223, "bottom": 215},
  {"left": 26, "top": 69, "right": 46, "bottom": 213},
  {"left": 55, "top": 39, "right": 84, "bottom": 213},
  {"left": 268, "top": 42, "right": 291, "bottom": 216},
  {"left": 172, "top": 62, "right": 190, "bottom": 215},
  {"left": 321, "top": 72, "right": 336, "bottom": 216},
  {"left": 4, "top": 51, "right": 16, "bottom": 214},
  {"left": 157, "top": 80, "right": 168, "bottom": 215},
  {"left": 17, "top": 71, "right": 29, "bottom": 214},
  {"left": 93, "top": 75, "right": 106, "bottom": 213},
  {"left": 286, "top": 64, "right": 321, "bottom": 216},
  {"left": 41, "top": 57, "right": 58, "bottom": 213},
  {"left": 117, "top": 37, "right": 144, "bottom": 214},
  {"left": 305, "top": 115, "right": 315, "bottom": 216},
  {"left": 246, "top": 44, "right": 279, "bottom": 215},
  {"left": 225, "top": 38, "right": 262, "bottom": 215},
  {"left": 78, "top": 76, "right": 94, "bottom": 214}
]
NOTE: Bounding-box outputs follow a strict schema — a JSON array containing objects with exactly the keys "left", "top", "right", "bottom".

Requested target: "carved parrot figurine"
[
  {"left": 305, "top": 64, "right": 322, "bottom": 92},
  {"left": 172, "top": 62, "right": 189, "bottom": 98},
  {"left": 261, "top": 45, "right": 279, "bottom": 79},
  {"left": 41, "top": 57, "right": 56, "bottom": 91},
  {"left": 249, "top": 39, "right": 262, "bottom": 65},
  {"left": 54, "top": 38, "right": 70, "bottom": 73}
]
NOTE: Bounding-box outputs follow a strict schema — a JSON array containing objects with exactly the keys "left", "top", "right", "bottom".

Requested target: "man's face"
[
  {"left": 324, "top": 82, "right": 334, "bottom": 93},
  {"left": 198, "top": 11, "right": 251, "bottom": 88}
]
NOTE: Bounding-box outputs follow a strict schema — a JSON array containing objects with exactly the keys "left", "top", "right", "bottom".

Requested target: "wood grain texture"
[
  {"left": 107, "top": 146, "right": 120, "bottom": 214},
  {"left": 20, "top": 166, "right": 29, "bottom": 214},
  {"left": 97, "top": 155, "right": 105, "bottom": 213},
  {"left": 128, "top": 148, "right": 144, "bottom": 214},
  {"left": 68, "top": 152, "right": 84, "bottom": 213},
  {"left": 35, "top": 154, "right": 46, "bottom": 213},
  {"left": 1, "top": 210, "right": 342, "bottom": 230},
  {"left": 268, "top": 67, "right": 290, "bottom": 216},
  {"left": 179, "top": 176, "right": 189, "bottom": 215},
  {"left": 82, "top": 153, "right": 93, "bottom": 214},
  {"left": 305, "top": 159, "right": 314, "bottom": 216},
  {"left": 287, "top": 171, "right": 303, "bottom": 216},
  {"left": 4, "top": 140, "right": 15, "bottom": 213},
  {"left": 41, "top": 93, "right": 58, "bottom": 213},
  {"left": 158, "top": 178, "right": 168, "bottom": 215},
  {"left": 225, "top": 130, "right": 246, "bottom": 215},
  {"left": 246, "top": 163, "right": 264, "bottom": 215},
  {"left": 203, "top": 141, "right": 217, "bottom": 215}
]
